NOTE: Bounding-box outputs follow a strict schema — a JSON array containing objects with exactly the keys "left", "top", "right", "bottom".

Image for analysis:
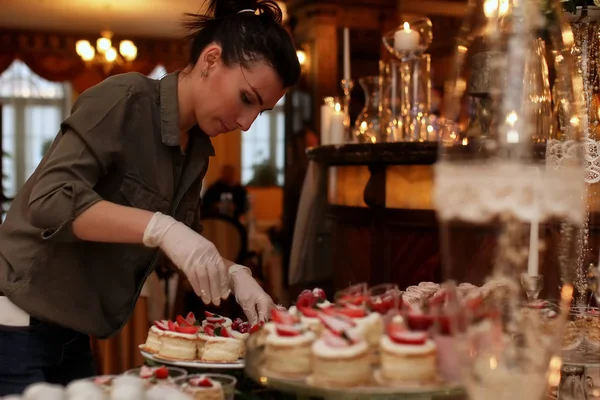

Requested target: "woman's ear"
[{"left": 203, "top": 45, "right": 222, "bottom": 72}]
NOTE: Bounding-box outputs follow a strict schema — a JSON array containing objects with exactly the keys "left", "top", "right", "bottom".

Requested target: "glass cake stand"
[
  {"left": 243, "top": 333, "right": 466, "bottom": 400},
  {"left": 561, "top": 307, "right": 600, "bottom": 367}
]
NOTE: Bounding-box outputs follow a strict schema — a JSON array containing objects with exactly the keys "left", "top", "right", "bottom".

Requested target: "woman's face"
[{"left": 192, "top": 48, "right": 286, "bottom": 137}]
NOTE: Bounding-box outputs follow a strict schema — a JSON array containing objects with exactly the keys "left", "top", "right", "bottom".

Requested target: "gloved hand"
[
  {"left": 143, "top": 212, "right": 230, "bottom": 305},
  {"left": 229, "top": 265, "right": 282, "bottom": 324}
]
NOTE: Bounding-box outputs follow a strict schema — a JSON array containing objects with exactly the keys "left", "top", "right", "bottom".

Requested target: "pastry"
[
  {"left": 264, "top": 309, "right": 315, "bottom": 376},
  {"left": 310, "top": 313, "right": 371, "bottom": 387},
  {"left": 158, "top": 321, "right": 200, "bottom": 361},
  {"left": 379, "top": 323, "right": 437, "bottom": 385}
]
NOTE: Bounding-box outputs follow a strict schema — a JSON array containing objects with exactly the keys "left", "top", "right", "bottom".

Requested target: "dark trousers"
[{"left": 0, "top": 317, "right": 96, "bottom": 396}]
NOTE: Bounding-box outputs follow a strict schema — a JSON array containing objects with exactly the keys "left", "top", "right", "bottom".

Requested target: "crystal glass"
[
  {"left": 366, "top": 283, "right": 400, "bottom": 315},
  {"left": 175, "top": 374, "right": 237, "bottom": 400},
  {"left": 334, "top": 282, "right": 368, "bottom": 307},
  {"left": 433, "top": 0, "right": 585, "bottom": 398},
  {"left": 520, "top": 273, "right": 544, "bottom": 301},
  {"left": 353, "top": 76, "right": 382, "bottom": 143}
]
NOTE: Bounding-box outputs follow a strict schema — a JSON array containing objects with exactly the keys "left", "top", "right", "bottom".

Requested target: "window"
[
  {"left": 241, "top": 96, "right": 285, "bottom": 186},
  {"left": 0, "top": 60, "right": 71, "bottom": 218}
]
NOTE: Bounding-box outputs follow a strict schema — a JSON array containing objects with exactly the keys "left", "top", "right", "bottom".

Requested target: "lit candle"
[
  {"left": 343, "top": 27, "right": 351, "bottom": 81},
  {"left": 330, "top": 103, "right": 345, "bottom": 144},
  {"left": 394, "top": 22, "right": 420, "bottom": 52},
  {"left": 320, "top": 98, "right": 333, "bottom": 145}
]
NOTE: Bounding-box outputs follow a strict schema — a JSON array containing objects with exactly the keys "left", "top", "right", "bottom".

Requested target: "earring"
[{"left": 201, "top": 70, "right": 208, "bottom": 78}]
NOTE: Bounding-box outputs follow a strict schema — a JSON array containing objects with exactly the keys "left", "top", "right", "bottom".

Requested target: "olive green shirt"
[{"left": 0, "top": 71, "right": 214, "bottom": 338}]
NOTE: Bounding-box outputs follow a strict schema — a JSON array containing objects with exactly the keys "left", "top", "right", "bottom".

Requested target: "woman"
[{"left": 0, "top": 0, "right": 300, "bottom": 394}]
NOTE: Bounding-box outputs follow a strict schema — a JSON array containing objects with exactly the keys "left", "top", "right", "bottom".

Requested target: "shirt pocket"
[{"left": 120, "top": 173, "right": 170, "bottom": 214}]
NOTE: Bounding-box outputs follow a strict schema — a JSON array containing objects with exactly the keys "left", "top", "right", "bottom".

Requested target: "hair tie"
[{"left": 238, "top": 9, "right": 256, "bottom": 14}]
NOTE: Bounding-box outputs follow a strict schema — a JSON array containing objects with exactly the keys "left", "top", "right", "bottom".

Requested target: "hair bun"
[{"left": 208, "top": 0, "right": 282, "bottom": 24}]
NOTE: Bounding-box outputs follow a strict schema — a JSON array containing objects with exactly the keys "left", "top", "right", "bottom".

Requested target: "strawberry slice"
[
  {"left": 318, "top": 312, "right": 355, "bottom": 334},
  {"left": 175, "top": 325, "right": 200, "bottom": 334},
  {"left": 388, "top": 328, "right": 428, "bottom": 345},
  {"left": 214, "top": 326, "right": 232, "bottom": 338},
  {"left": 334, "top": 306, "right": 367, "bottom": 318},
  {"left": 406, "top": 313, "right": 434, "bottom": 331},
  {"left": 190, "top": 377, "right": 213, "bottom": 387},
  {"left": 206, "top": 317, "right": 226, "bottom": 324},
  {"left": 249, "top": 323, "right": 261, "bottom": 333},
  {"left": 167, "top": 320, "right": 179, "bottom": 332},
  {"left": 271, "top": 308, "right": 298, "bottom": 325},
  {"left": 203, "top": 325, "right": 215, "bottom": 337},
  {"left": 176, "top": 315, "right": 191, "bottom": 327},
  {"left": 322, "top": 330, "right": 350, "bottom": 347},
  {"left": 139, "top": 365, "right": 153, "bottom": 378},
  {"left": 275, "top": 324, "right": 301, "bottom": 337},
  {"left": 204, "top": 311, "right": 216, "bottom": 318},
  {"left": 153, "top": 320, "right": 169, "bottom": 331},
  {"left": 297, "top": 306, "right": 319, "bottom": 318},
  {"left": 185, "top": 312, "right": 196, "bottom": 325},
  {"left": 154, "top": 366, "right": 169, "bottom": 379}
]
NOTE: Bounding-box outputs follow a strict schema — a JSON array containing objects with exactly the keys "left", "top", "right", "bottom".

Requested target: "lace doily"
[
  {"left": 434, "top": 160, "right": 585, "bottom": 225},
  {"left": 546, "top": 138, "right": 600, "bottom": 183}
]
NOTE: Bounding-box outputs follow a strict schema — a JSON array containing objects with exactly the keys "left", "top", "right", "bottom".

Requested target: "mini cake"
[
  {"left": 202, "top": 311, "right": 232, "bottom": 329},
  {"left": 180, "top": 375, "right": 224, "bottom": 400},
  {"left": 379, "top": 323, "right": 437, "bottom": 385},
  {"left": 198, "top": 325, "right": 243, "bottom": 362},
  {"left": 311, "top": 313, "right": 371, "bottom": 387},
  {"left": 264, "top": 309, "right": 315, "bottom": 376},
  {"left": 143, "top": 321, "right": 168, "bottom": 354},
  {"left": 288, "top": 288, "right": 332, "bottom": 333},
  {"left": 134, "top": 365, "right": 187, "bottom": 387},
  {"left": 158, "top": 321, "right": 200, "bottom": 361},
  {"left": 229, "top": 319, "right": 251, "bottom": 357}
]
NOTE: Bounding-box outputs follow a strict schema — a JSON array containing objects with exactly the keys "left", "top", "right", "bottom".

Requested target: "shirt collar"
[{"left": 158, "top": 71, "right": 215, "bottom": 156}]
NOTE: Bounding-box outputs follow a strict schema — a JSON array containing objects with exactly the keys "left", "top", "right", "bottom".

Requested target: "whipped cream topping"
[
  {"left": 150, "top": 326, "right": 165, "bottom": 335},
  {"left": 380, "top": 336, "right": 436, "bottom": 355},
  {"left": 312, "top": 338, "right": 369, "bottom": 358},
  {"left": 266, "top": 330, "right": 315, "bottom": 346},
  {"left": 162, "top": 330, "right": 198, "bottom": 340}
]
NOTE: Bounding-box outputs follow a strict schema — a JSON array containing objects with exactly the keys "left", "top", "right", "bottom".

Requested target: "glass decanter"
[
  {"left": 434, "top": 0, "right": 585, "bottom": 399},
  {"left": 353, "top": 76, "right": 382, "bottom": 143}
]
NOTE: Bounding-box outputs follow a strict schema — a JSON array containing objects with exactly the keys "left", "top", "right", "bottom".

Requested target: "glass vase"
[
  {"left": 434, "top": 0, "right": 585, "bottom": 398},
  {"left": 353, "top": 76, "right": 382, "bottom": 143}
]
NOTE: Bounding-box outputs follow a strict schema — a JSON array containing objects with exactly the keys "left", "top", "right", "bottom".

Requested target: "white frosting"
[
  {"left": 23, "top": 383, "right": 65, "bottom": 400},
  {"left": 66, "top": 380, "right": 104, "bottom": 398},
  {"left": 380, "top": 336, "right": 436, "bottom": 355},
  {"left": 266, "top": 330, "right": 315, "bottom": 346},
  {"left": 202, "top": 317, "right": 232, "bottom": 328},
  {"left": 312, "top": 338, "right": 368, "bottom": 358},
  {"left": 230, "top": 330, "right": 249, "bottom": 340},
  {"left": 162, "top": 330, "right": 198, "bottom": 340},
  {"left": 150, "top": 326, "right": 165, "bottom": 335}
]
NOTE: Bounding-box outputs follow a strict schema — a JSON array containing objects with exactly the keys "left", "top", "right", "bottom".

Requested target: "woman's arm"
[{"left": 72, "top": 200, "right": 153, "bottom": 243}]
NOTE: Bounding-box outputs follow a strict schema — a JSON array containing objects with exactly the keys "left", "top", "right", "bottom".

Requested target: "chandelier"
[{"left": 75, "top": 30, "right": 137, "bottom": 73}]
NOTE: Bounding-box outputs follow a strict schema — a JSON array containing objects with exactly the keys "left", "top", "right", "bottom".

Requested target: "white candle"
[
  {"left": 394, "top": 22, "right": 420, "bottom": 52},
  {"left": 343, "top": 27, "right": 351, "bottom": 81},
  {"left": 320, "top": 103, "right": 332, "bottom": 145},
  {"left": 330, "top": 103, "right": 345, "bottom": 144},
  {"left": 527, "top": 219, "right": 539, "bottom": 276}
]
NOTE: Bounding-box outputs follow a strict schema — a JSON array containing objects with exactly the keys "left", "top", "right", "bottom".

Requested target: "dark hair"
[{"left": 182, "top": 0, "right": 300, "bottom": 88}]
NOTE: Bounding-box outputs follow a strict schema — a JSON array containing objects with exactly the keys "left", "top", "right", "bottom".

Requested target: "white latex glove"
[
  {"left": 229, "top": 265, "right": 282, "bottom": 325},
  {"left": 143, "top": 212, "right": 230, "bottom": 305}
]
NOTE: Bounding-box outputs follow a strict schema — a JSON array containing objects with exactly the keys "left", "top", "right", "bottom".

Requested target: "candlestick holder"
[
  {"left": 340, "top": 78, "right": 354, "bottom": 143},
  {"left": 381, "top": 18, "right": 433, "bottom": 142}
]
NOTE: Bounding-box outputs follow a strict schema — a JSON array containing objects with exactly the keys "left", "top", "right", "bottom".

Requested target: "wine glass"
[{"left": 520, "top": 273, "right": 544, "bottom": 301}]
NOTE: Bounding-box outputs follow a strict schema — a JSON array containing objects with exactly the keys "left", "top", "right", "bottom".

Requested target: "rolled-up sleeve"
[{"left": 27, "top": 79, "right": 136, "bottom": 240}]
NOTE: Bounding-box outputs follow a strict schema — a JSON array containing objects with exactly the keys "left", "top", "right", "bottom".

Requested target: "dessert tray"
[
  {"left": 244, "top": 333, "right": 464, "bottom": 400},
  {"left": 140, "top": 346, "right": 245, "bottom": 370}
]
